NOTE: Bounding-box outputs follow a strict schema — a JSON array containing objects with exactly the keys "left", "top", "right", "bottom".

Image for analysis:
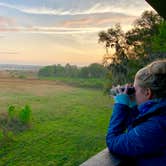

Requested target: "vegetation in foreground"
[
  {"left": 0, "top": 78, "right": 112, "bottom": 166},
  {"left": 0, "top": 104, "right": 32, "bottom": 146}
]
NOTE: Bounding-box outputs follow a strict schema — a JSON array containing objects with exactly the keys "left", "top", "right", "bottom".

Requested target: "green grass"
[
  {"left": 39, "top": 76, "right": 105, "bottom": 89},
  {"left": 0, "top": 79, "right": 113, "bottom": 166}
]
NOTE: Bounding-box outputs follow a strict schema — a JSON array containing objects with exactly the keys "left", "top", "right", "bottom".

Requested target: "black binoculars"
[{"left": 110, "top": 86, "right": 135, "bottom": 96}]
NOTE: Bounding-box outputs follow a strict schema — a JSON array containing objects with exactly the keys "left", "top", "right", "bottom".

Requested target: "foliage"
[
  {"left": 98, "top": 24, "right": 128, "bottom": 85},
  {"left": 152, "top": 21, "right": 166, "bottom": 53},
  {"left": 38, "top": 63, "right": 108, "bottom": 79},
  {"left": 7, "top": 105, "right": 32, "bottom": 126},
  {"left": 98, "top": 10, "right": 166, "bottom": 87},
  {"left": 38, "top": 65, "right": 55, "bottom": 77},
  {"left": 126, "top": 10, "right": 163, "bottom": 62},
  {"left": 8, "top": 105, "right": 15, "bottom": 120},
  {"left": 0, "top": 105, "right": 32, "bottom": 146},
  {"left": 19, "top": 105, "right": 31, "bottom": 124},
  {"left": 18, "top": 74, "right": 27, "bottom": 79}
]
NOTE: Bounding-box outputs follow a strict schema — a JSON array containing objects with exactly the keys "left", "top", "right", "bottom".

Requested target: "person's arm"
[
  {"left": 107, "top": 103, "right": 131, "bottom": 134},
  {"left": 112, "top": 93, "right": 138, "bottom": 129},
  {"left": 106, "top": 104, "right": 166, "bottom": 157}
]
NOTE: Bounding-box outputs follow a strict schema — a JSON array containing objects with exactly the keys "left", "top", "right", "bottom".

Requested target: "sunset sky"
[{"left": 0, "top": 0, "right": 153, "bottom": 66}]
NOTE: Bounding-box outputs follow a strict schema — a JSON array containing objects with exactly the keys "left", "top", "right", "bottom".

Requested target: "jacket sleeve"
[{"left": 106, "top": 103, "right": 166, "bottom": 157}]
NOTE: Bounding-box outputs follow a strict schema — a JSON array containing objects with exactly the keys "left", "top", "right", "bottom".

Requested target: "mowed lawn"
[{"left": 0, "top": 78, "right": 112, "bottom": 166}]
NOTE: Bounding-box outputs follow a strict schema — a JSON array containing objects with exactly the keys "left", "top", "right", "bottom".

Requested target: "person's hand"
[
  {"left": 124, "top": 84, "right": 136, "bottom": 107},
  {"left": 113, "top": 84, "right": 136, "bottom": 107},
  {"left": 117, "top": 84, "right": 128, "bottom": 94}
]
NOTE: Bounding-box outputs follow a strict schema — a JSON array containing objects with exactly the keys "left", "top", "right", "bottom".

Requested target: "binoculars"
[{"left": 110, "top": 86, "right": 135, "bottom": 96}]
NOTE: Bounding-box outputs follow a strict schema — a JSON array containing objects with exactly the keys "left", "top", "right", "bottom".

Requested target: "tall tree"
[
  {"left": 98, "top": 10, "right": 165, "bottom": 86},
  {"left": 126, "top": 10, "right": 163, "bottom": 62},
  {"left": 98, "top": 24, "right": 129, "bottom": 84},
  {"left": 152, "top": 21, "right": 166, "bottom": 53}
]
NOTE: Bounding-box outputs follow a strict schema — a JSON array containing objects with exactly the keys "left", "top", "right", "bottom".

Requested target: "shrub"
[
  {"left": 18, "top": 75, "right": 26, "bottom": 79},
  {"left": 19, "top": 105, "right": 31, "bottom": 124},
  {"left": 0, "top": 105, "right": 32, "bottom": 146},
  {"left": 8, "top": 105, "right": 15, "bottom": 120}
]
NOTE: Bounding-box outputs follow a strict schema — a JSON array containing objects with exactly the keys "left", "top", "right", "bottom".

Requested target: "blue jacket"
[{"left": 106, "top": 99, "right": 166, "bottom": 166}]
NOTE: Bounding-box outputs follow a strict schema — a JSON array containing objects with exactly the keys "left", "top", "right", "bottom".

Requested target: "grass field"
[
  {"left": 0, "top": 78, "right": 113, "bottom": 166},
  {"left": 39, "top": 77, "right": 105, "bottom": 89}
]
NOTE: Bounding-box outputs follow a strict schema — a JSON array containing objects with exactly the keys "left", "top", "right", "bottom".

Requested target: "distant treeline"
[{"left": 38, "top": 63, "right": 108, "bottom": 78}]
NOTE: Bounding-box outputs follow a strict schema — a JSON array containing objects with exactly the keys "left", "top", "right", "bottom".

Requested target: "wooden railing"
[{"left": 80, "top": 148, "right": 122, "bottom": 166}]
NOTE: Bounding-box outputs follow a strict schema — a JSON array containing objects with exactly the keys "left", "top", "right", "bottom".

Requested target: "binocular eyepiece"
[{"left": 110, "top": 86, "right": 135, "bottom": 96}]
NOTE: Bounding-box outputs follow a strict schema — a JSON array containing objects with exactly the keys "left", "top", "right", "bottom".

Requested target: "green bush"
[
  {"left": 0, "top": 105, "right": 32, "bottom": 146},
  {"left": 19, "top": 105, "right": 31, "bottom": 124},
  {"left": 18, "top": 75, "right": 26, "bottom": 79},
  {"left": 8, "top": 105, "right": 15, "bottom": 120},
  {"left": 0, "top": 129, "right": 3, "bottom": 140}
]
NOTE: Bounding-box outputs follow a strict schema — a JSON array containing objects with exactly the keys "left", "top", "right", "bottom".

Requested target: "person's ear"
[{"left": 145, "top": 88, "right": 153, "bottom": 99}]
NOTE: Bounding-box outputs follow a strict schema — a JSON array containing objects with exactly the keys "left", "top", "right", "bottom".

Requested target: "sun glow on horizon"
[{"left": 0, "top": 0, "right": 153, "bottom": 66}]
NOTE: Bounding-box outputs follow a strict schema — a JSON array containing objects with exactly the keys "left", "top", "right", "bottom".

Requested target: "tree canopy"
[{"left": 98, "top": 10, "right": 166, "bottom": 86}]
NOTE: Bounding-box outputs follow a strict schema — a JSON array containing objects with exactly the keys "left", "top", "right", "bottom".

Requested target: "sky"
[{"left": 0, "top": 0, "right": 153, "bottom": 66}]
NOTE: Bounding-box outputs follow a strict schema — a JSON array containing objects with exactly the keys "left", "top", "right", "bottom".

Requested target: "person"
[{"left": 106, "top": 59, "right": 166, "bottom": 166}]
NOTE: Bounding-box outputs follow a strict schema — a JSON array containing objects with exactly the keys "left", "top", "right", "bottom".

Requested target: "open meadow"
[{"left": 0, "top": 78, "right": 112, "bottom": 166}]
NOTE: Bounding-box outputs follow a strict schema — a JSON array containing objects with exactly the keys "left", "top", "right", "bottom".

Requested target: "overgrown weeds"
[{"left": 0, "top": 105, "right": 32, "bottom": 146}]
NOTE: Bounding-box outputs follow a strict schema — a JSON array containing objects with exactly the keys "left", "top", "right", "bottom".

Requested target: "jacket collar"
[{"left": 138, "top": 98, "right": 166, "bottom": 117}]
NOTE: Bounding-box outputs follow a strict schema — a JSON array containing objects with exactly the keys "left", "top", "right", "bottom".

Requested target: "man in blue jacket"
[{"left": 106, "top": 59, "right": 166, "bottom": 166}]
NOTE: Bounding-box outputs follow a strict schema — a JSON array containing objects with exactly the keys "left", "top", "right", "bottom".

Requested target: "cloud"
[
  {"left": 0, "top": 51, "right": 18, "bottom": 55},
  {"left": 0, "top": 16, "right": 15, "bottom": 26},
  {"left": 60, "top": 15, "right": 137, "bottom": 27},
  {"left": 95, "top": 17, "right": 135, "bottom": 25},
  {"left": 0, "top": 2, "right": 153, "bottom": 16},
  {"left": 0, "top": 27, "right": 19, "bottom": 32},
  {"left": 0, "top": 25, "right": 105, "bottom": 34},
  {"left": 61, "top": 18, "right": 94, "bottom": 27},
  {"left": 0, "top": 16, "right": 17, "bottom": 32}
]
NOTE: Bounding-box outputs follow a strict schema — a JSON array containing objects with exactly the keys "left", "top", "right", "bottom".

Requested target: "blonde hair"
[{"left": 135, "top": 59, "right": 166, "bottom": 98}]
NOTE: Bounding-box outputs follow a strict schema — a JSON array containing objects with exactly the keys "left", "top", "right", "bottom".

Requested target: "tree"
[
  {"left": 152, "top": 21, "right": 166, "bottom": 53},
  {"left": 38, "top": 63, "right": 107, "bottom": 79},
  {"left": 38, "top": 66, "right": 54, "bottom": 77},
  {"left": 98, "top": 24, "right": 129, "bottom": 84},
  {"left": 88, "top": 63, "right": 107, "bottom": 78},
  {"left": 126, "top": 10, "right": 163, "bottom": 62},
  {"left": 64, "top": 63, "right": 79, "bottom": 77},
  {"left": 98, "top": 10, "right": 165, "bottom": 86}
]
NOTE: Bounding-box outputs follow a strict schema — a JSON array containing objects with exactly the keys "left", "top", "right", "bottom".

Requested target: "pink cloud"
[
  {"left": 60, "top": 15, "right": 137, "bottom": 27},
  {"left": 0, "top": 16, "right": 18, "bottom": 32},
  {"left": 0, "top": 16, "right": 15, "bottom": 26},
  {"left": 61, "top": 18, "right": 93, "bottom": 27},
  {"left": 0, "top": 28, "right": 19, "bottom": 32},
  {"left": 95, "top": 16, "right": 136, "bottom": 25}
]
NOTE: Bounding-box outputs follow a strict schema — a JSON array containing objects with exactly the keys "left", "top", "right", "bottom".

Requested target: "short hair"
[{"left": 135, "top": 59, "right": 166, "bottom": 98}]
